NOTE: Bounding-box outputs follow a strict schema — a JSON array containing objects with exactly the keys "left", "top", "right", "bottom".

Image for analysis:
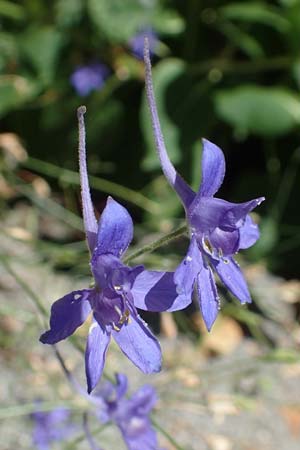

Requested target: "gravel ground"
[{"left": 1, "top": 235, "right": 300, "bottom": 450}]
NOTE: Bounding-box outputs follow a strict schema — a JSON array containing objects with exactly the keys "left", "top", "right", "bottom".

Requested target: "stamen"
[
  {"left": 114, "top": 305, "right": 122, "bottom": 318},
  {"left": 111, "top": 309, "right": 130, "bottom": 332},
  {"left": 119, "top": 309, "right": 130, "bottom": 325},
  {"left": 112, "top": 323, "right": 121, "bottom": 332},
  {"left": 203, "top": 237, "right": 213, "bottom": 254}
]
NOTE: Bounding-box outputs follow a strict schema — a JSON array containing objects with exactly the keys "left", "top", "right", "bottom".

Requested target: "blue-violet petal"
[
  {"left": 199, "top": 139, "right": 226, "bottom": 198},
  {"left": 40, "top": 290, "right": 92, "bottom": 345}
]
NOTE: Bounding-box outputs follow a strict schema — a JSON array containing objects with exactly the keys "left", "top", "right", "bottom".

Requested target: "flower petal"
[
  {"left": 174, "top": 235, "right": 203, "bottom": 299},
  {"left": 83, "top": 411, "right": 104, "bottom": 450},
  {"left": 96, "top": 197, "right": 133, "bottom": 257},
  {"left": 144, "top": 39, "right": 195, "bottom": 210},
  {"left": 200, "top": 139, "right": 226, "bottom": 197},
  {"left": 222, "top": 198, "right": 265, "bottom": 231},
  {"left": 78, "top": 106, "right": 98, "bottom": 252},
  {"left": 85, "top": 320, "right": 111, "bottom": 393},
  {"left": 121, "top": 419, "right": 158, "bottom": 450},
  {"left": 189, "top": 196, "right": 264, "bottom": 234},
  {"left": 128, "top": 385, "right": 157, "bottom": 415},
  {"left": 131, "top": 270, "right": 192, "bottom": 312},
  {"left": 115, "top": 373, "right": 128, "bottom": 400},
  {"left": 91, "top": 252, "right": 123, "bottom": 290},
  {"left": 113, "top": 313, "right": 161, "bottom": 374},
  {"left": 197, "top": 256, "right": 219, "bottom": 331},
  {"left": 212, "top": 256, "right": 251, "bottom": 304},
  {"left": 32, "top": 407, "right": 74, "bottom": 449},
  {"left": 40, "top": 290, "right": 92, "bottom": 344},
  {"left": 239, "top": 215, "right": 260, "bottom": 249},
  {"left": 208, "top": 227, "right": 240, "bottom": 257}
]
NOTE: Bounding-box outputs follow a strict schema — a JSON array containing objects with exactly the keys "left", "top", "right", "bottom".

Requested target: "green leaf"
[
  {"left": 0, "top": 0, "right": 25, "bottom": 21},
  {"left": 140, "top": 59, "right": 186, "bottom": 170},
  {"left": 0, "top": 32, "right": 18, "bottom": 70},
  {"left": 55, "top": 0, "right": 83, "bottom": 28},
  {"left": 278, "top": 0, "right": 299, "bottom": 7},
  {"left": 87, "top": 0, "right": 156, "bottom": 41},
  {"left": 0, "top": 75, "right": 38, "bottom": 117},
  {"left": 285, "top": 3, "right": 300, "bottom": 48},
  {"left": 87, "top": 0, "right": 182, "bottom": 41},
  {"left": 219, "top": 22, "right": 264, "bottom": 58},
  {"left": 220, "top": 2, "right": 290, "bottom": 32},
  {"left": 214, "top": 85, "right": 300, "bottom": 137},
  {"left": 20, "top": 27, "right": 64, "bottom": 85},
  {"left": 152, "top": 9, "right": 185, "bottom": 36}
]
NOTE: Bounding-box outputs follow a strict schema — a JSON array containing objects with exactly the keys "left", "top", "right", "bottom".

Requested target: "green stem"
[
  {"left": 123, "top": 224, "right": 188, "bottom": 264},
  {"left": 24, "top": 157, "right": 160, "bottom": 214},
  {"left": 152, "top": 418, "right": 186, "bottom": 450},
  {"left": 8, "top": 172, "right": 83, "bottom": 231},
  {"left": 0, "top": 401, "right": 78, "bottom": 420},
  {"left": 66, "top": 424, "right": 108, "bottom": 449},
  {"left": 0, "top": 254, "right": 48, "bottom": 323}
]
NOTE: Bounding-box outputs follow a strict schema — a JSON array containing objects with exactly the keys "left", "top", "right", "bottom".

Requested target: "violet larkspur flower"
[
  {"left": 143, "top": 40, "right": 265, "bottom": 331},
  {"left": 31, "top": 406, "right": 74, "bottom": 450},
  {"left": 90, "top": 373, "right": 162, "bottom": 450},
  {"left": 70, "top": 63, "right": 109, "bottom": 97},
  {"left": 129, "top": 28, "right": 158, "bottom": 60},
  {"left": 40, "top": 106, "right": 189, "bottom": 393}
]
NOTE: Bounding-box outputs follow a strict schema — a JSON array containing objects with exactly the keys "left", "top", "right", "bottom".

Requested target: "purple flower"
[
  {"left": 70, "top": 63, "right": 109, "bottom": 97},
  {"left": 40, "top": 107, "right": 189, "bottom": 393},
  {"left": 90, "top": 373, "right": 161, "bottom": 450},
  {"left": 31, "top": 406, "right": 73, "bottom": 450},
  {"left": 129, "top": 29, "right": 158, "bottom": 60},
  {"left": 143, "top": 41, "right": 265, "bottom": 331}
]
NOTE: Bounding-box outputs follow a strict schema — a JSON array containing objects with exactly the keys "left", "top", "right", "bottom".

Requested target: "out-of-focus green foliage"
[
  {"left": 215, "top": 86, "right": 300, "bottom": 137},
  {"left": 0, "top": 0, "right": 299, "bottom": 277},
  {"left": 87, "top": 0, "right": 183, "bottom": 41}
]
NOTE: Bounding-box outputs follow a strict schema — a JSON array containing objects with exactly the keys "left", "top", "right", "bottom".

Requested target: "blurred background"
[{"left": 0, "top": 1, "right": 300, "bottom": 449}]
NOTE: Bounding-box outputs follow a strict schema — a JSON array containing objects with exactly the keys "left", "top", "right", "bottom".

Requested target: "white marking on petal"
[
  {"left": 176, "top": 286, "right": 183, "bottom": 295},
  {"left": 114, "top": 285, "right": 121, "bottom": 291},
  {"left": 89, "top": 322, "right": 98, "bottom": 334}
]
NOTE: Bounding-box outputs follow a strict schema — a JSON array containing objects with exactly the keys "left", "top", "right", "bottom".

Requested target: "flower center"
[
  {"left": 201, "top": 235, "right": 230, "bottom": 263},
  {"left": 112, "top": 305, "right": 130, "bottom": 332}
]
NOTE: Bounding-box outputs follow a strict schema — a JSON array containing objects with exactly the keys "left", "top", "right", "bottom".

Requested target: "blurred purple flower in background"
[
  {"left": 144, "top": 40, "right": 265, "bottom": 332},
  {"left": 90, "top": 373, "right": 161, "bottom": 450},
  {"left": 70, "top": 63, "right": 109, "bottom": 96},
  {"left": 31, "top": 406, "right": 74, "bottom": 450},
  {"left": 40, "top": 107, "right": 189, "bottom": 393},
  {"left": 129, "top": 28, "right": 158, "bottom": 60}
]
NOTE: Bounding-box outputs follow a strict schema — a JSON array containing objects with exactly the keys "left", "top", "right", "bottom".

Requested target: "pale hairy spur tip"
[
  {"left": 77, "top": 105, "right": 87, "bottom": 119},
  {"left": 143, "top": 37, "right": 150, "bottom": 64}
]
